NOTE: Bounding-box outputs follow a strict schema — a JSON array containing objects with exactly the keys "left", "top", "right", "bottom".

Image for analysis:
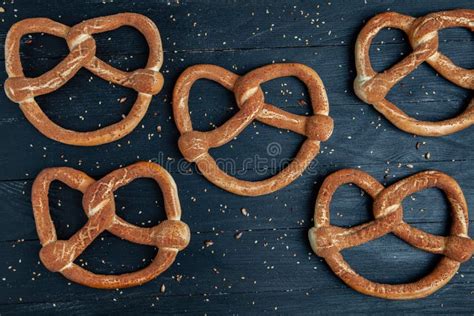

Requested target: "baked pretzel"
[
  {"left": 173, "top": 63, "right": 333, "bottom": 196},
  {"left": 5, "top": 13, "right": 164, "bottom": 146},
  {"left": 354, "top": 9, "right": 474, "bottom": 136},
  {"left": 31, "top": 161, "right": 190, "bottom": 289},
  {"left": 309, "top": 169, "right": 474, "bottom": 299}
]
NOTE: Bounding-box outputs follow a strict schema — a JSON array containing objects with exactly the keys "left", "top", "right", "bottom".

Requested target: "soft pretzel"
[
  {"left": 173, "top": 63, "right": 333, "bottom": 196},
  {"left": 31, "top": 161, "right": 190, "bottom": 289},
  {"left": 354, "top": 9, "right": 474, "bottom": 136},
  {"left": 5, "top": 13, "right": 164, "bottom": 146},
  {"left": 309, "top": 169, "right": 474, "bottom": 299}
]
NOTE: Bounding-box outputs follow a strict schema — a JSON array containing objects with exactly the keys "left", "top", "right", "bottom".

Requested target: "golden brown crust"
[
  {"left": 4, "top": 13, "right": 164, "bottom": 146},
  {"left": 308, "top": 169, "right": 474, "bottom": 299},
  {"left": 354, "top": 10, "right": 474, "bottom": 136},
  {"left": 172, "top": 63, "right": 333, "bottom": 196},
  {"left": 31, "top": 162, "right": 190, "bottom": 289}
]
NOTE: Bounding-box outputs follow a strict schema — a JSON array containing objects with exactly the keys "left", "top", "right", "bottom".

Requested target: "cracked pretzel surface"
[
  {"left": 31, "top": 161, "right": 190, "bottom": 289},
  {"left": 173, "top": 63, "right": 334, "bottom": 196},
  {"left": 354, "top": 9, "right": 474, "bottom": 136},
  {"left": 5, "top": 13, "right": 164, "bottom": 146},
  {"left": 308, "top": 168, "right": 474, "bottom": 299}
]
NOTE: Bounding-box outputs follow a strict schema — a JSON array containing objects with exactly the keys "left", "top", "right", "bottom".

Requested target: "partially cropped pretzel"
[
  {"left": 5, "top": 13, "right": 164, "bottom": 146},
  {"left": 31, "top": 161, "right": 190, "bottom": 289},
  {"left": 173, "top": 63, "right": 333, "bottom": 196},
  {"left": 309, "top": 169, "right": 474, "bottom": 299},
  {"left": 354, "top": 9, "right": 474, "bottom": 136}
]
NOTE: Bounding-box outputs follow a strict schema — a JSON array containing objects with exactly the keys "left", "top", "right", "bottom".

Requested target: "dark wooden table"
[{"left": 0, "top": 0, "right": 473, "bottom": 314}]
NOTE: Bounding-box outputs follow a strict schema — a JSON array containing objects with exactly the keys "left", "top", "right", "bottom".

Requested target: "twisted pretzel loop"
[
  {"left": 308, "top": 169, "right": 474, "bottom": 299},
  {"left": 354, "top": 9, "right": 474, "bottom": 136},
  {"left": 5, "top": 13, "right": 164, "bottom": 146},
  {"left": 173, "top": 63, "right": 334, "bottom": 196},
  {"left": 31, "top": 161, "right": 190, "bottom": 289}
]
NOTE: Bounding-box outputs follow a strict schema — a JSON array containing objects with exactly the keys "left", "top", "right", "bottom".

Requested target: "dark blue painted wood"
[{"left": 0, "top": 0, "right": 473, "bottom": 314}]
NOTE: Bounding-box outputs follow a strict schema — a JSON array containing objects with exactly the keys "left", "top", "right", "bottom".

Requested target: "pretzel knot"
[
  {"left": 354, "top": 9, "right": 474, "bottom": 136},
  {"left": 308, "top": 169, "right": 474, "bottom": 300},
  {"left": 4, "top": 13, "right": 164, "bottom": 146},
  {"left": 31, "top": 161, "right": 190, "bottom": 289},
  {"left": 173, "top": 63, "right": 333, "bottom": 196}
]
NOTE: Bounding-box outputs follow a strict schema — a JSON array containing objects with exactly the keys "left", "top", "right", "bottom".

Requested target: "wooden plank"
[
  {"left": 0, "top": 0, "right": 473, "bottom": 314},
  {"left": 3, "top": 283, "right": 474, "bottom": 315}
]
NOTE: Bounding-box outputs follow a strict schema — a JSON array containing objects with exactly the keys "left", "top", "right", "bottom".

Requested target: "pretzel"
[
  {"left": 308, "top": 169, "right": 474, "bottom": 299},
  {"left": 354, "top": 9, "right": 474, "bottom": 136},
  {"left": 173, "top": 63, "right": 333, "bottom": 196},
  {"left": 4, "top": 13, "right": 164, "bottom": 146},
  {"left": 31, "top": 161, "right": 190, "bottom": 289}
]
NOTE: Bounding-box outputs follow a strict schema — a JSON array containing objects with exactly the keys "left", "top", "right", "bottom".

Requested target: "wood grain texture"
[{"left": 0, "top": 0, "right": 473, "bottom": 314}]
